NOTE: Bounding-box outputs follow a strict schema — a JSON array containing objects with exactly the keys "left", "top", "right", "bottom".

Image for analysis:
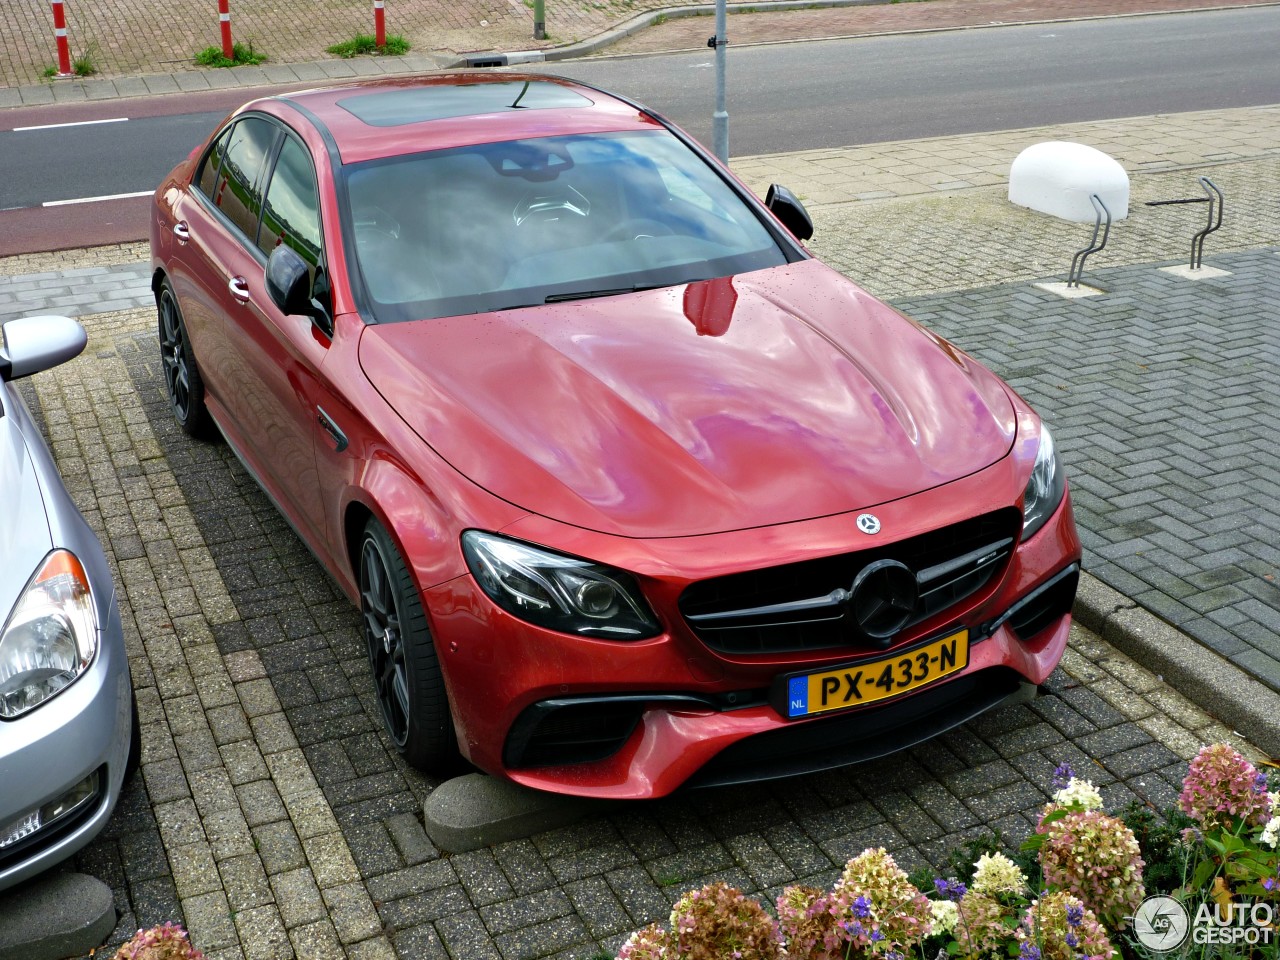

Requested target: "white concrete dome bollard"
[{"left": 1009, "top": 141, "right": 1129, "bottom": 222}]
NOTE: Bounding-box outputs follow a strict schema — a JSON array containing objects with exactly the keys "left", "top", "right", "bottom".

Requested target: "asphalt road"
[
  {"left": 1, "top": 6, "right": 1278, "bottom": 251},
  {"left": 538, "top": 6, "right": 1280, "bottom": 155}
]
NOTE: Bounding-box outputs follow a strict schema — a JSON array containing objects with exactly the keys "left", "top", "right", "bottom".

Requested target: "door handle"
[
  {"left": 228, "top": 276, "right": 250, "bottom": 303},
  {"left": 317, "top": 406, "right": 348, "bottom": 453},
  {"left": 173, "top": 221, "right": 190, "bottom": 243}
]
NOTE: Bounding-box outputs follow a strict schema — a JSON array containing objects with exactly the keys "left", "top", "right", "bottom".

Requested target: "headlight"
[
  {"left": 1021, "top": 424, "right": 1067, "bottom": 542},
  {"left": 0, "top": 550, "right": 99, "bottom": 719},
  {"left": 461, "top": 531, "right": 661, "bottom": 639}
]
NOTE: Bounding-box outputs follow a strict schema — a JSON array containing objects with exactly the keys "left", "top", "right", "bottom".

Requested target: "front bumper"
[
  {"left": 428, "top": 469, "right": 1081, "bottom": 799},
  {"left": 0, "top": 598, "right": 132, "bottom": 892}
]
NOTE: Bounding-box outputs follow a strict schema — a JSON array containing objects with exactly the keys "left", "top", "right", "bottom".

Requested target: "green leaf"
[
  {"left": 1220, "top": 833, "right": 1248, "bottom": 853},
  {"left": 1191, "top": 858, "right": 1217, "bottom": 889}
]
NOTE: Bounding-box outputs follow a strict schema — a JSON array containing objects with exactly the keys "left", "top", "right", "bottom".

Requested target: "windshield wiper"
[{"left": 544, "top": 279, "right": 708, "bottom": 304}]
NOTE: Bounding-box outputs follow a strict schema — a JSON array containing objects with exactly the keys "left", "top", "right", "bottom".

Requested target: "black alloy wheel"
[
  {"left": 157, "top": 279, "right": 210, "bottom": 438},
  {"left": 359, "top": 519, "right": 459, "bottom": 771}
]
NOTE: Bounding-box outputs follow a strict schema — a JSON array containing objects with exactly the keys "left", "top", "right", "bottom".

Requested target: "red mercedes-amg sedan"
[{"left": 149, "top": 74, "right": 1081, "bottom": 799}]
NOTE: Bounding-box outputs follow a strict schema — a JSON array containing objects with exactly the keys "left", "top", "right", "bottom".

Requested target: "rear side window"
[
  {"left": 258, "top": 135, "right": 323, "bottom": 278},
  {"left": 195, "top": 127, "right": 232, "bottom": 198},
  {"left": 210, "top": 116, "right": 278, "bottom": 242}
]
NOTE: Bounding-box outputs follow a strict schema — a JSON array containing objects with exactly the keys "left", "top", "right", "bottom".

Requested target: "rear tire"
[
  {"left": 157, "top": 277, "right": 211, "bottom": 438},
  {"left": 359, "top": 519, "right": 460, "bottom": 772}
]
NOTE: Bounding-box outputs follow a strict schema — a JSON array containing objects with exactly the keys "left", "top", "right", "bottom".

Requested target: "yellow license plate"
[{"left": 782, "top": 629, "right": 969, "bottom": 718}]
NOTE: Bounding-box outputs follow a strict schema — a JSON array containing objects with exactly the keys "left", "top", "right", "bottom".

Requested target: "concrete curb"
[
  {"left": 421, "top": 773, "right": 602, "bottom": 852},
  {"left": 0, "top": 872, "right": 116, "bottom": 960},
  {"left": 1073, "top": 571, "right": 1280, "bottom": 759}
]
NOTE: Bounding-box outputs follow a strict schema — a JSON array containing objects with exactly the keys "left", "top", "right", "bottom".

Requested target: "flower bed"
[{"left": 616, "top": 744, "right": 1280, "bottom": 960}]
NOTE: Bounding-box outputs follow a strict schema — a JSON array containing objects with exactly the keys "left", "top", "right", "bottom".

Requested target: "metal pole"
[
  {"left": 50, "top": 1, "right": 74, "bottom": 77},
  {"left": 374, "top": 0, "right": 386, "bottom": 47},
  {"left": 533, "top": 0, "right": 545, "bottom": 40},
  {"left": 713, "top": 0, "right": 728, "bottom": 163},
  {"left": 218, "top": 0, "right": 233, "bottom": 59}
]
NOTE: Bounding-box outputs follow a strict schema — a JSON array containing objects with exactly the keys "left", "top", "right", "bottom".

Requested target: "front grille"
[{"left": 679, "top": 509, "right": 1022, "bottom": 655}]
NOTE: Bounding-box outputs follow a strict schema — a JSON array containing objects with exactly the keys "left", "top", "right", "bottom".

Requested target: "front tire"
[
  {"left": 359, "top": 519, "right": 459, "bottom": 771},
  {"left": 157, "top": 277, "right": 211, "bottom": 438}
]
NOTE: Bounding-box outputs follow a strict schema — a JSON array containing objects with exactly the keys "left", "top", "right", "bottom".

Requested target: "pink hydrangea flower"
[
  {"left": 668, "top": 881, "right": 780, "bottom": 960},
  {"left": 829, "top": 848, "right": 933, "bottom": 950},
  {"left": 1039, "top": 809, "right": 1144, "bottom": 928},
  {"left": 618, "top": 923, "right": 668, "bottom": 960},
  {"left": 112, "top": 922, "right": 205, "bottom": 960},
  {"left": 776, "top": 886, "right": 844, "bottom": 960},
  {"left": 1179, "top": 743, "right": 1270, "bottom": 830}
]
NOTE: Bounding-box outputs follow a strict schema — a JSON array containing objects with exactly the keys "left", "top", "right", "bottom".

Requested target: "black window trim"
[
  {"left": 191, "top": 111, "right": 329, "bottom": 301},
  {"left": 257, "top": 128, "right": 326, "bottom": 271}
]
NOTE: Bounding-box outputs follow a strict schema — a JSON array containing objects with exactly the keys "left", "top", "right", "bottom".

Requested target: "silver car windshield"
[{"left": 342, "top": 130, "right": 789, "bottom": 321}]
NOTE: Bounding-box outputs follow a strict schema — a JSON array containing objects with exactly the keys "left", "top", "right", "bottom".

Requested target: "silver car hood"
[{"left": 0, "top": 389, "right": 55, "bottom": 621}]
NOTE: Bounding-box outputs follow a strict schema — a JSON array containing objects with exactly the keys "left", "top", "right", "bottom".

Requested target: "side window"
[
  {"left": 258, "top": 135, "right": 323, "bottom": 280},
  {"left": 211, "top": 116, "right": 278, "bottom": 242},
  {"left": 195, "top": 127, "right": 232, "bottom": 199}
]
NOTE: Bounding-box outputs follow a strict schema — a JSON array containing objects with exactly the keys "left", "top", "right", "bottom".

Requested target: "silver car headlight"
[
  {"left": 0, "top": 550, "right": 99, "bottom": 719},
  {"left": 1021, "top": 424, "right": 1067, "bottom": 542},
  {"left": 462, "top": 531, "right": 661, "bottom": 639}
]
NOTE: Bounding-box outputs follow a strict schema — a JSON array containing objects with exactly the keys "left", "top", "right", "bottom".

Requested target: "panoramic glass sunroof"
[{"left": 336, "top": 81, "right": 594, "bottom": 127}]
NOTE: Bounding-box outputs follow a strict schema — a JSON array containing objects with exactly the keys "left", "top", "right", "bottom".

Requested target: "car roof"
[{"left": 272, "top": 74, "right": 666, "bottom": 164}]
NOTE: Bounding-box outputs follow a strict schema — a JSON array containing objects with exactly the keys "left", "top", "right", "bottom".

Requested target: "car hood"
[
  {"left": 358, "top": 260, "right": 1017, "bottom": 538},
  {"left": 0, "top": 402, "right": 54, "bottom": 620}
]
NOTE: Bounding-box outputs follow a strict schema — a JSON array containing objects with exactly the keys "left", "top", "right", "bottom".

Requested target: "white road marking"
[
  {"left": 14, "top": 117, "right": 128, "bottom": 132},
  {"left": 42, "top": 190, "right": 152, "bottom": 207}
]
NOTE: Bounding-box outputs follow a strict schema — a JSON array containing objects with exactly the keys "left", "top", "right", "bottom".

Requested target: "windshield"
[{"left": 342, "top": 131, "right": 790, "bottom": 321}]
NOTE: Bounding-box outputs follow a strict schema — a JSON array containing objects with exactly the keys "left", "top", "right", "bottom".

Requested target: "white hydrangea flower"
[
  {"left": 971, "top": 852, "right": 1027, "bottom": 897},
  {"left": 930, "top": 899, "right": 960, "bottom": 934},
  {"left": 1261, "top": 791, "right": 1280, "bottom": 849},
  {"left": 1052, "top": 776, "right": 1104, "bottom": 811}
]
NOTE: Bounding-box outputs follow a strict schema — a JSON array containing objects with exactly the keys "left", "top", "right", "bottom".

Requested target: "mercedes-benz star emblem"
[{"left": 856, "top": 513, "right": 881, "bottom": 535}]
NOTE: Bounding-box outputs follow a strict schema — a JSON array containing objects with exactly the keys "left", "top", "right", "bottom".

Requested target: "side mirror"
[
  {"left": 0, "top": 315, "right": 86, "bottom": 382},
  {"left": 765, "top": 184, "right": 814, "bottom": 241},
  {"left": 266, "top": 245, "right": 316, "bottom": 318}
]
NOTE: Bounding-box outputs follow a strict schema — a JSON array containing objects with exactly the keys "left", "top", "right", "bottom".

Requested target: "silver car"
[{"left": 0, "top": 314, "right": 136, "bottom": 892}]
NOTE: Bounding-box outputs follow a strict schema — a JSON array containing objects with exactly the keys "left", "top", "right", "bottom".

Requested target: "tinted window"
[
  {"left": 195, "top": 127, "right": 232, "bottom": 199},
  {"left": 343, "top": 131, "right": 788, "bottom": 322},
  {"left": 258, "top": 136, "right": 323, "bottom": 279},
  {"left": 211, "top": 116, "right": 277, "bottom": 242}
]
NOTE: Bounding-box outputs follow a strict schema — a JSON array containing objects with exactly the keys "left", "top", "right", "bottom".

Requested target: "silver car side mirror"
[{"left": 0, "top": 315, "right": 87, "bottom": 382}]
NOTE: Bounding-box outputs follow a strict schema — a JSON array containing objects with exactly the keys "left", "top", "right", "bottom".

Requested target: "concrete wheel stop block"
[
  {"left": 423, "top": 773, "right": 603, "bottom": 852},
  {"left": 0, "top": 872, "right": 116, "bottom": 960}
]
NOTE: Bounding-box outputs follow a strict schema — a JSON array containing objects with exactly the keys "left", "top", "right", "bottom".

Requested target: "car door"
[
  {"left": 165, "top": 116, "right": 277, "bottom": 426},
  {"left": 171, "top": 114, "right": 331, "bottom": 545},
  {"left": 218, "top": 126, "right": 334, "bottom": 547}
]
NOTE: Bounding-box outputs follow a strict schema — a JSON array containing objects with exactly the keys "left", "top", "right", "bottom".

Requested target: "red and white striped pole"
[
  {"left": 50, "top": 0, "right": 73, "bottom": 77},
  {"left": 218, "top": 0, "right": 233, "bottom": 60},
  {"left": 374, "top": 0, "right": 386, "bottom": 48}
]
